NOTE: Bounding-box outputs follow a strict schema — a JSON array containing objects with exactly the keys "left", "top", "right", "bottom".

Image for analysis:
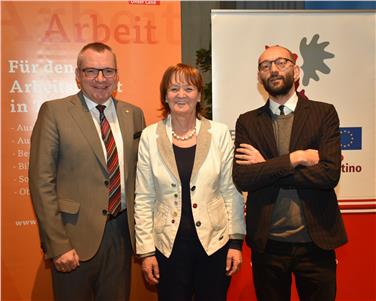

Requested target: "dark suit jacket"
[
  {"left": 29, "top": 92, "right": 145, "bottom": 260},
  {"left": 233, "top": 95, "right": 347, "bottom": 252}
]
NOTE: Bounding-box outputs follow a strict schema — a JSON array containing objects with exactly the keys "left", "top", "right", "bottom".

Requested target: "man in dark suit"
[
  {"left": 29, "top": 42, "right": 145, "bottom": 301},
  {"left": 233, "top": 45, "right": 347, "bottom": 301}
]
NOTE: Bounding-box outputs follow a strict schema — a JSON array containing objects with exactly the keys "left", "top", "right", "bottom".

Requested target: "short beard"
[{"left": 262, "top": 72, "right": 295, "bottom": 97}]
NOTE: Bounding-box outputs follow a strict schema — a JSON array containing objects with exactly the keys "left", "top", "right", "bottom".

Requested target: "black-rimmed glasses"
[
  {"left": 81, "top": 68, "right": 117, "bottom": 79},
  {"left": 258, "top": 57, "right": 295, "bottom": 72}
]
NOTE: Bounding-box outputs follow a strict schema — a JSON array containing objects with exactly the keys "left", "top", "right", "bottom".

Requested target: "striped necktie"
[{"left": 96, "top": 105, "right": 121, "bottom": 216}]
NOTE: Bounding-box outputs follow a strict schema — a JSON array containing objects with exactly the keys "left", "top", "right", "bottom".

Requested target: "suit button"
[
  {"left": 219, "top": 236, "right": 224, "bottom": 240},
  {"left": 102, "top": 209, "right": 108, "bottom": 216},
  {"left": 192, "top": 203, "right": 197, "bottom": 208},
  {"left": 171, "top": 183, "right": 176, "bottom": 187},
  {"left": 171, "top": 219, "right": 175, "bottom": 224},
  {"left": 191, "top": 186, "right": 196, "bottom": 191},
  {"left": 104, "top": 180, "right": 109, "bottom": 186},
  {"left": 174, "top": 193, "right": 178, "bottom": 198},
  {"left": 195, "top": 221, "right": 201, "bottom": 227}
]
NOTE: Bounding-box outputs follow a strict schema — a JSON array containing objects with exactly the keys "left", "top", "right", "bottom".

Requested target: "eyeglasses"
[
  {"left": 258, "top": 57, "right": 295, "bottom": 72},
  {"left": 81, "top": 68, "right": 117, "bottom": 79}
]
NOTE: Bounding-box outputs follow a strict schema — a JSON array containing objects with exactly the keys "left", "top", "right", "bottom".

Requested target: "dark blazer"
[
  {"left": 29, "top": 92, "right": 145, "bottom": 260},
  {"left": 233, "top": 95, "right": 347, "bottom": 252}
]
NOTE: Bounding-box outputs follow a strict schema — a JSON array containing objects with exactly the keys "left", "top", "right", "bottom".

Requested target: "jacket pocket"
[
  {"left": 58, "top": 199, "right": 80, "bottom": 214},
  {"left": 207, "top": 197, "right": 228, "bottom": 230},
  {"left": 133, "top": 131, "right": 142, "bottom": 139},
  {"left": 153, "top": 202, "right": 169, "bottom": 233}
]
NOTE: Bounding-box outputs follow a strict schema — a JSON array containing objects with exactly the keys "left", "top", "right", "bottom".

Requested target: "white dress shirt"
[{"left": 269, "top": 93, "right": 298, "bottom": 115}]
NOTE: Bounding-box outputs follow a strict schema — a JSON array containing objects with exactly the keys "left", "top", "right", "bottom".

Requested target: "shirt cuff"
[{"left": 228, "top": 239, "right": 243, "bottom": 251}]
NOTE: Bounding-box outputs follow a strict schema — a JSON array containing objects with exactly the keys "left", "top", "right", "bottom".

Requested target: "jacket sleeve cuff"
[
  {"left": 138, "top": 251, "right": 156, "bottom": 259},
  {"left": 229, "top": 234, "right": 245, "bottom": 240}
]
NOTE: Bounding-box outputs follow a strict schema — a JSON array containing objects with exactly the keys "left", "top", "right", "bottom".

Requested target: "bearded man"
[{"left": 232, "top": 45, "right": 347, "bottom": 301}]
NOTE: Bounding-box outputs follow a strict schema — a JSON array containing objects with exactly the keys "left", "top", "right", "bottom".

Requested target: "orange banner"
[{"left": 1, "top": 1, "right": 181, "bottom": 300}]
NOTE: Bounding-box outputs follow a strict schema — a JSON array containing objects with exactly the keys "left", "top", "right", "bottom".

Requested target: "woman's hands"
[
  {"left": 141, "top": 255, "right": 160, "bottom": 285},
  {"left": 226, "top": 248, "right": 242, "bottom": 276}
]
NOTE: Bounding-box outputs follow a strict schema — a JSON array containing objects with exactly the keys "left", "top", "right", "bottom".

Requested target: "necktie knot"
[
  {"left": 96, "top": 104, "right": 106, "bottom": 114},
  {"left": 279, "top": 105, "right": 285, "bottom": 116}
]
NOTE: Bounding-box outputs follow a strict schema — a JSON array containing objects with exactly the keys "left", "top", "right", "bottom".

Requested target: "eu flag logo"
[{"left": 340, "top": 127, "right": 362, "bottom": 150}]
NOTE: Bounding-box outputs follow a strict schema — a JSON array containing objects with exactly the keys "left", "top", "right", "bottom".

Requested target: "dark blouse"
[
  {"left": 173, "top": 144, "right": 197, "bottom": 239},
  {"left": 173, "top": 144, "right": 242, "bottom": 250}
]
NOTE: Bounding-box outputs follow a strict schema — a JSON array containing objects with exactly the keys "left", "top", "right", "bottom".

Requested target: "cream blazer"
[{"left": 134, "top": 116, "right": 246, "bottom": 258}]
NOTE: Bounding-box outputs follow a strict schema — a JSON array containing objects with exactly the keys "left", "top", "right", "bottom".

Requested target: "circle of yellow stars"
[{"left": 340, "top": 129, "right": 354, "bottom": 149}]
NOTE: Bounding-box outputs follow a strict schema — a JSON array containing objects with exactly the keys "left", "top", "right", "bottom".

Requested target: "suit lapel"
[
  {"left": 257, "top": 102, "right": 279, "bottom": 158},
  {"left": 290, "top": 97, "right": 309, "bottom": 150},
  {"left": 156, "top": 120, "right": 180, "bottom": 181},
  {"left": 191, "top": 118, "right": 211, "bottom": 181},
  {"left": 69, "top": 92, "right": 107, "bottom": 170},
  {"left": 116, "top": 100, "right": 133, "bottom": 183}
]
